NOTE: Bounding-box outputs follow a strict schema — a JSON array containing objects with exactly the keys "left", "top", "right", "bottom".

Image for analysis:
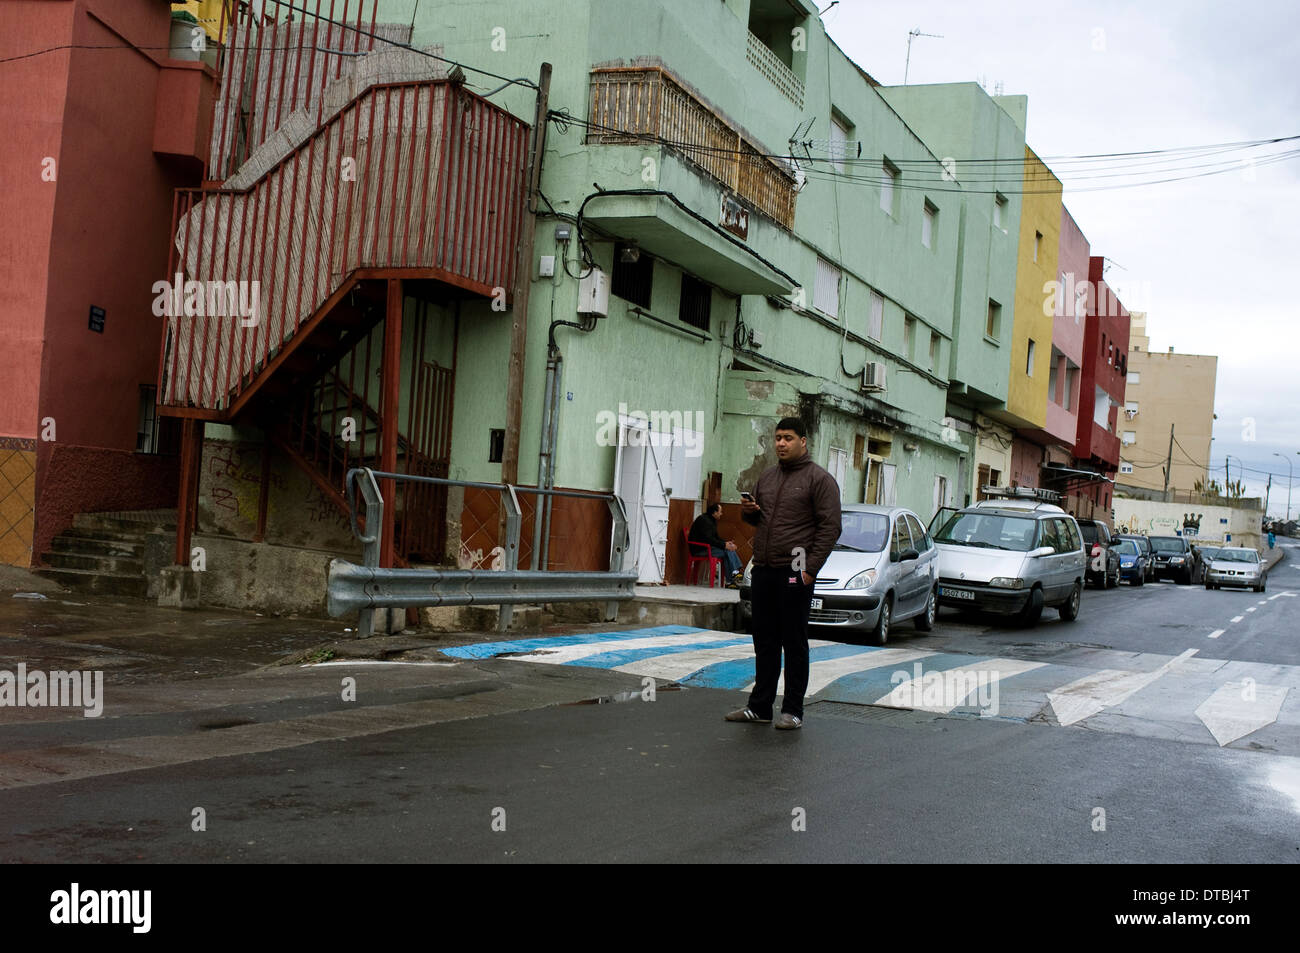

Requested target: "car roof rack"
[{"left": 978, "top": 484, "right": 1063, "bottom": 503}]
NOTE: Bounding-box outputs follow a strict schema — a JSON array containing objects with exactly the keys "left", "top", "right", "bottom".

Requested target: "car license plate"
[
  {"left": 940, "top": 587, "right": 974, "bottom": 601},
  {"left": 810, "top": 598, "right": 823, "bottom": 610}
]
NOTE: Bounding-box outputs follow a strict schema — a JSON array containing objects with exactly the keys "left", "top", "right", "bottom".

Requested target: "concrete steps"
[
  {"left": 32, "top": 566, "right": 148, "bottom": 598},
  {"left": 50, "top": 535, "right": 146, "bottom": 558},
  {"left": 34, "top": 510, "right": 176, "bottom": 600}
]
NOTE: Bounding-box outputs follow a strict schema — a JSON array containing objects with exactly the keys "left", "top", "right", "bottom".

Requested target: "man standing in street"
[{"left": 727, "top": 417, "right": 841, "bottom": 729}]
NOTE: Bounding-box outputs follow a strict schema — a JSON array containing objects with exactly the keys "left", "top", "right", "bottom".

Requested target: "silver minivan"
[
  {"left": 931, "top": 502, "right": 1086, "bottom": 626},
  {"left": 740, "top": 504, "right": 938, "bottom": 646}
]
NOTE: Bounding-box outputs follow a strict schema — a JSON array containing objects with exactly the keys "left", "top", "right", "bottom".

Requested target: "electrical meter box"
[{"left": 577, "top": 267, "right": 610, "bottom": 317}]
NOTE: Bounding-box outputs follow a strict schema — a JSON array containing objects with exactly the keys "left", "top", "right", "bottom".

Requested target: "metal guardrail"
[{"left": 329, "top": 468, "right": 634, "bottom": 636}]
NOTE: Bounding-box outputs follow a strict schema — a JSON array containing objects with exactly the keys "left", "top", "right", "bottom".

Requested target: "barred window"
[{"left": 679, "top": 274, "right": 712, "bottom": 332}]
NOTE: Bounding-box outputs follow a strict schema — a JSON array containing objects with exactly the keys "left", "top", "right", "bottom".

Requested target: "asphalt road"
[{"left": 0, "top": 548, "right": 1296, "bottom": 864}]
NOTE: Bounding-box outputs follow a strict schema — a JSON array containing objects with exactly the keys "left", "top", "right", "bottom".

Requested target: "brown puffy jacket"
[{"left": 742, "top": 452, "right": 842, "bottom": 576}]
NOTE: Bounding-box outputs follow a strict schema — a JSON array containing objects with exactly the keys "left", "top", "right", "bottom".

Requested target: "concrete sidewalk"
[{"left": 0, "top": 562, "right": 659, "bottom": 685}]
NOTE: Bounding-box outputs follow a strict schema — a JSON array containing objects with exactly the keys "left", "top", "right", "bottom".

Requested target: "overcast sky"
[{"left": 823, "top": 0, "right": 1300, "bottom": 511}]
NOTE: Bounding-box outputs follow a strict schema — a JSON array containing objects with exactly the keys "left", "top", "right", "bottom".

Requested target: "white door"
[
  {"left": 613, "top": 424, "right": 644, "bottom": 576},
  {"left": 879, "top": 463, "right": 897, "bottom": 506},
  {"left": 828, "top": 447, "right": 847, "bottom": 501},
  {"left": 613, "top": 415, "right": 671, "bottom": 583}
]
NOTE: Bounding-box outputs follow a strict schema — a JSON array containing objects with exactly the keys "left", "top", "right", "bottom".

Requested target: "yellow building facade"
[
  {"left": 171, "top": 1, "right": 225, "bottom": 42},
  {"left": 1004, "top": 147, "right": 1061, "bottom": 429}
]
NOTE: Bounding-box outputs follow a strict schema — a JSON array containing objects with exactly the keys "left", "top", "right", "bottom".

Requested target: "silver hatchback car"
[{"left": 740, "top": 505, "right": 938, "bottom": 646}]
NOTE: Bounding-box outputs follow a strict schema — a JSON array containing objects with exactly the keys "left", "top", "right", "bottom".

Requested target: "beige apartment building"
[{"left": 1117, "top": 312, "right": 1218, "bottom": 497}]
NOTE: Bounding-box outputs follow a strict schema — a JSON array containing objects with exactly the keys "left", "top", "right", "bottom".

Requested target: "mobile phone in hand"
[{"left": 740, "top": 492, "right": 755, "bottom": 502}]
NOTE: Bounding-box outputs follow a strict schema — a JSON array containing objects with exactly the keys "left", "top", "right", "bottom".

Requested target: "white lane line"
[
  {"left": 1247, "top": 607, "right": 1257, "bottom": 613},
  {"left": 1231, "top": 615, "right": 1244, "bottom": 623},
  {"left": 1195, "top": 682, "right": 1290, "bottom": 746},
  {"left": 874, "top": 658, "right": 1045, "bottom": 713},
  {"left": 1258, "top": 600, "right": 1268, "bottom": 605},
  {"left": 1208, "top": 629, "right": 1225, "bottom": 639},
  {"left": 1047, "top": 649, "right": 1199, "bottom": 726},
  {"left": 522, "top": 630, "right": 743, "bottom": 665},
  {"left": 1269, "top": 594, "right": 1283, "bottom": 601}
]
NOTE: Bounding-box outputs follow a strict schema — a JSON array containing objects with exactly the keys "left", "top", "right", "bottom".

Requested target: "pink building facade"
[{"left": 0, "top": 0, "right": 214, "bottom": 566}]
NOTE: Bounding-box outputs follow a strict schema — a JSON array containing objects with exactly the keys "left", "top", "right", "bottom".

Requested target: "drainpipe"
[
  {"left": 539, "top": 348, "right": 564, "bottom": 570},
  {"left": 534, "top": 316, "right": 593, "bottom": 569},
  {"left": 532, "top": 344, "right": 559, "bottom": 567}
]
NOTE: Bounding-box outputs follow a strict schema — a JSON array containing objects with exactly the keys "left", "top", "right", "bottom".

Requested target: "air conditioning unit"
[
  {"left": 577, "top": 267, "right": 609, "bottom": 317},
  {"left": 861, "top": 362, "right": 886, "bottom": 392}
]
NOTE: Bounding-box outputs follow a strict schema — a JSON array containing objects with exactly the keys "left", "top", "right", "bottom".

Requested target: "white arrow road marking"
[
  {"left": 1208, "top": 629, "right": 1225, "bottom": 639},
  {"left": 525, "top": 630, "right": 742, "bottom": 665},
  {"left": 1047, "top": 649, "right": 1199, "bottom": 726},
  {"left": 1194, "top": 682, "right": 1289, "bottom": 746},
  {"left": 874, "top": 658, "right": 1045, "bottom": 713}
]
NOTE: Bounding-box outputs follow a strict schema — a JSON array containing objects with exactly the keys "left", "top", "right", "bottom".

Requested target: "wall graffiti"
[
  {"left": 205, "top": 443, "right": 286, "bottom": 518},
  {"left": 304, "top": 483, "right": 350, "bottom": 530}
]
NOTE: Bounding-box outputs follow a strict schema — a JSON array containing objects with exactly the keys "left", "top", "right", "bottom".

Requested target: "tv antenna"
[{"left": 904, "top": 28, "right": 944, "bottom": 84}]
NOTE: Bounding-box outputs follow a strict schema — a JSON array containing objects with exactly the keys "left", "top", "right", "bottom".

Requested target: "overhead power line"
[{"left": 562, "top": 111, "right": 1300, "bottom": 195}]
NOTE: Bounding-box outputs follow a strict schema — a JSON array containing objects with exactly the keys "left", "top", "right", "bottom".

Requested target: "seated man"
[{"left": 689, "top": 502, "right": 743, "bottom": 587}]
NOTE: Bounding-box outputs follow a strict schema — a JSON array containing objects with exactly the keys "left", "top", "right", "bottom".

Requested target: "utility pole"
[
  {"left": 1265, "top": 473, "right": 1272, "bottom": 516},
  {"left": 1162, "top": 424, "right": 1174, "bottom": 501},
  {"left": 502, "top": 62, "right": 552, "bottom": 487}
]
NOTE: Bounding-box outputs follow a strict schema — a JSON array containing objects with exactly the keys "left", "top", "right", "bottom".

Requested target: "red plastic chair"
[{"left": 683, "top": 528, "right": 722, "bottom": 587}]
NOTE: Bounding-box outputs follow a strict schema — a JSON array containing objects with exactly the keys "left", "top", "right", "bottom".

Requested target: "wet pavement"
[{"left": 0, "top": 582, "right": 352, "bottom": 684}]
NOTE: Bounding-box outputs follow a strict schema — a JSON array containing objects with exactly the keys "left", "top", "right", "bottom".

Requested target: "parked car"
[
  {"left": 930, "top": 502, "right": 1086, "bottom": 626},
  {"left": 1115, "top": 534, "right": 1155, "bottom": 583},
  {"left": 738, "top": 504, "right": 938, "bottom": 646},
  {"left": 1076, "top": 519, "right": 1121, "bottom": 588},
  {"left": 1148, "top": 535, "right": 1197, "bottom": 584},
  {"left": 1204, "top": 547, "right": 1267, "bottom": 591},
  {"left": 1192, "top": 546, "right": 1222, "bottom": 583},
  {"left": 1111, "top": 538, "right": 1147, "bottom": 586}
]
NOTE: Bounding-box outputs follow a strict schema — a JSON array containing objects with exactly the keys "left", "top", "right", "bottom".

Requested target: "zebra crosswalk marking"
[
  {"left": 761, "top": 646, "right": 937, "bottom": 698},
  {"left": 522, "top": 630, "right": 744, "bottom": 666},
  {"left": 444, "top": 629, "right": 1299, "bottom": 747},
  {"left": 875, "top": 658, "right": 1046, "bottom": 712},
  {"left": 612, "top": 642, "right": 765, "bottom": 682}
]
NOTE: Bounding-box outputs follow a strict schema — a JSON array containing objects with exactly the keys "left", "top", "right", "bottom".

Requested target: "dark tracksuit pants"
[{"left": 747, "top": 565, "right": 814, "bottom": 719}]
